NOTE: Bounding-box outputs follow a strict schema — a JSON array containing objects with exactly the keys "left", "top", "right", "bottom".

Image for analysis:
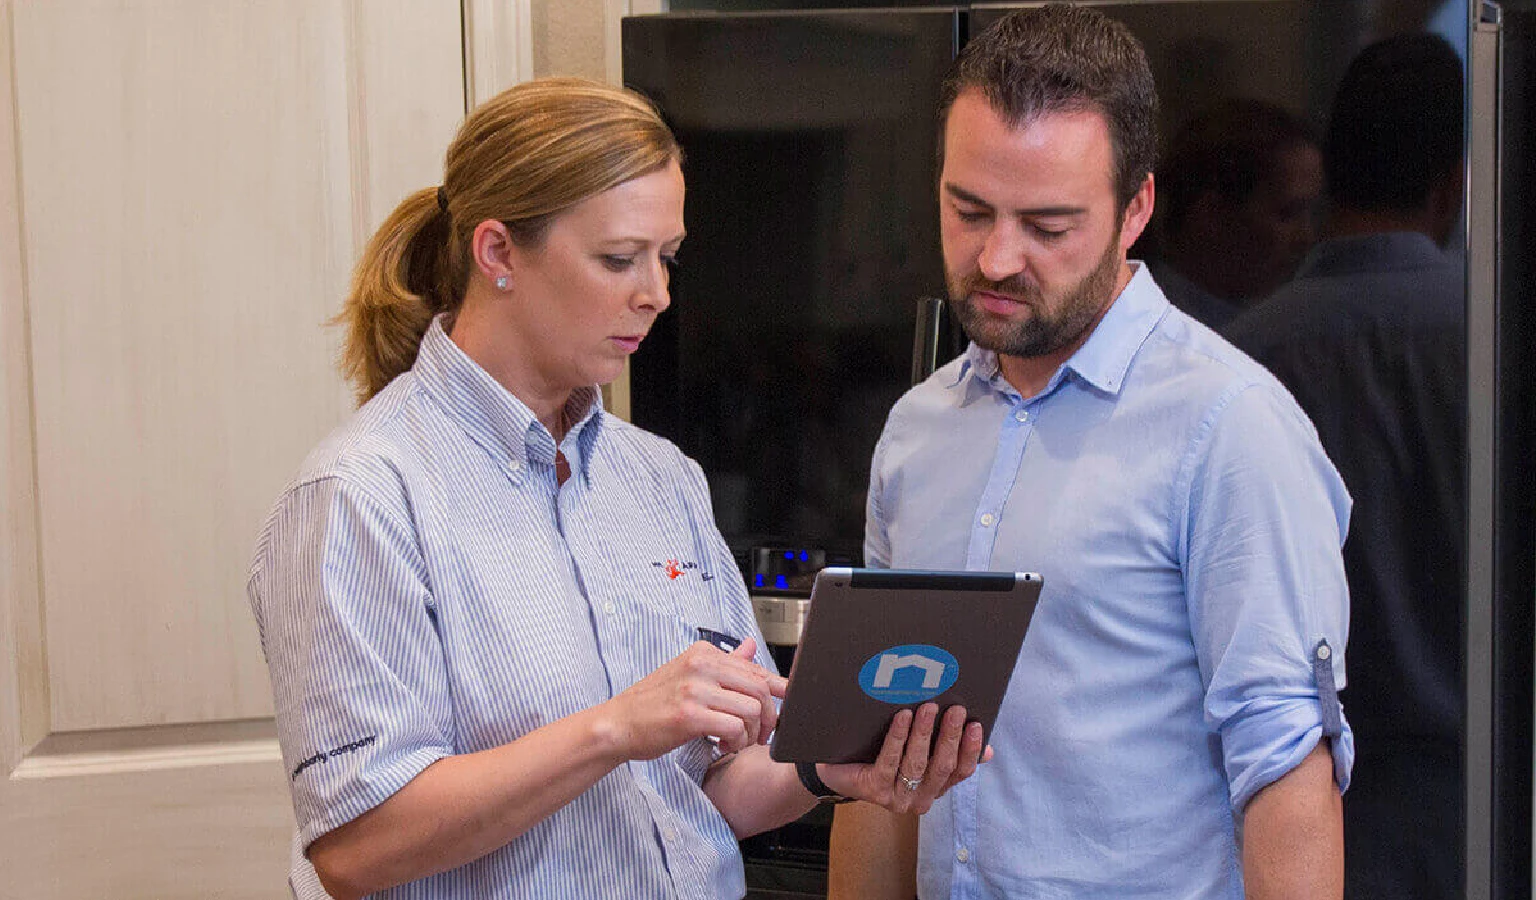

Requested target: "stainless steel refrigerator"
[{"left": 624, "top": 2, "right": 1533, "bottom": 896}]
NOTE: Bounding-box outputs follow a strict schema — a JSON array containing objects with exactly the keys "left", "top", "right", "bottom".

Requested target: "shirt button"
[
  {"left": 603, "top": 602, "right": 617, "bottom": 615},
  {"left": 662, "top": 828, "right": 678, "bottom": 842},
  {"left": 956, "top": 847, "right": 970, "bottom": 863},
  {"left": 979, "top": 513, "right": 996, "bottom": 527},
  {"left": 1014, "top": 409, "right": 1029, "bottom": 423}
]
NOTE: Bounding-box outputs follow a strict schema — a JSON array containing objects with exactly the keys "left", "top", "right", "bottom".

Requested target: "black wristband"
[{"left": 796, "top": 761, "right": 852, "bottom": 804}]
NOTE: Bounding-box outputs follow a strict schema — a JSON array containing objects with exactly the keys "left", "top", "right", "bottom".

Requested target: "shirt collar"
[
  {"left": 1061, "top": 262, "right": 1168, "bottom": 396},
  {"left": 412, "top": 316, "right": 605, "bottom": 486},
  {"left": 947, "top": 262, "right": 1169, "bottom": 401},
  {"left": 949, "top": 342, "right": 997, "bottom": 387}
]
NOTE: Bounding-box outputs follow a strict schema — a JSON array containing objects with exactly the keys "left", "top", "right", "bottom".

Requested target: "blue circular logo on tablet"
[{"left": 858, "top": 644, "right": 959, "bottom": 704}]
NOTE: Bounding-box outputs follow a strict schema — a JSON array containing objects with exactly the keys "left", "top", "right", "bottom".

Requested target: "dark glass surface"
[
  {"left": 625, "top": 10, "right": 959, "bottom": 558},
  {"left": 625, "top": 2, "right": 1504, "bottom": 895}
]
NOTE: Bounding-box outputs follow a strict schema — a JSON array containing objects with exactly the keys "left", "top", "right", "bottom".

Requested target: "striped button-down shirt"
[{"left": 248, "top": 317, "right": 771, "bottom": 899}]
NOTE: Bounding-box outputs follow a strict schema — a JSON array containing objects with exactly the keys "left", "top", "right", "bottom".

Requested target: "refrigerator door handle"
[
  {"left": 911, "top": 296, "right": 945, "bottom": 386},
  {"left": 1465, "top": 2, "right": 1503, "bottom": 897}
]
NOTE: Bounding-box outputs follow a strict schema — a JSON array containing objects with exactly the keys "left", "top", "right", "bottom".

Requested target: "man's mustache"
[{"left": 957, "top": 272, "right": 1040, "bottom": 303}]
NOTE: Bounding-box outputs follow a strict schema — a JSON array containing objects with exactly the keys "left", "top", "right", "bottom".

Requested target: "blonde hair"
[{"left": 336, "top": 77, "right": 681, "bottom": 403}]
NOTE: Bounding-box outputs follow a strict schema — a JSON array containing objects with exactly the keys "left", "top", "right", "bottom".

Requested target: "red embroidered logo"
[{"left": 651, "top": 559, "right": 699, "bottom": 580}]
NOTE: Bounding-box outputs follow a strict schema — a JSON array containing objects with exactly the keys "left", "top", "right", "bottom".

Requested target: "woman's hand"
[
  {"left": 818, "top": 703, "right": 991, "bottom": 815},
  {"left": 600, "top": 637, "right": 785, "bottom": 760}
]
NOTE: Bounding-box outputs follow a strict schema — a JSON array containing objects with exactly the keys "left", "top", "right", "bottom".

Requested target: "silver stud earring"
[{"left": 495, "top": 276, "right": 509, "bottom": 291}]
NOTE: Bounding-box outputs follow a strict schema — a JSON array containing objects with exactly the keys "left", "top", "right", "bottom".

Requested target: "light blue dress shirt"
[
  {"left": 248, "top": 317, "right": 772, "bottom": 899},
  {"left": 867, "top": 264, "right": 1354, "bottom": 899}
]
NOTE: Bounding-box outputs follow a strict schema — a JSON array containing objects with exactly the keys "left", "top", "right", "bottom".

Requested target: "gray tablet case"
[{"left": 769, "top": 568, "right": 1042, "bottom": 764}]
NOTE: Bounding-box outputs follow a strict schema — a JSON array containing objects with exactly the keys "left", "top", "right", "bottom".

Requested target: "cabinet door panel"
[{"left": 0, "top": 0, "right": 464, "bottom": 894}]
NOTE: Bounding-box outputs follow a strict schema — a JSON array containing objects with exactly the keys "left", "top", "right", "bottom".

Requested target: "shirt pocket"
[{"left": 619, "top": 586, "right": 728, "bottom": 680}]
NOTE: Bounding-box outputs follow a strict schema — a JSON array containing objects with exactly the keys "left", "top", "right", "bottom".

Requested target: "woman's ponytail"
[{"left": 335, "top": 187, "right": 456, "bottom": 404}]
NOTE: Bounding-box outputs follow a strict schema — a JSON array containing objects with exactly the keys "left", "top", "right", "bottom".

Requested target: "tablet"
[{"left": 768, "top": 567, "right": 1042, "bottom": 764}]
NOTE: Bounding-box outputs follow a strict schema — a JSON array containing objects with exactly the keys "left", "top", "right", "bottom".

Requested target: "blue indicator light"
[
  {"left": 775, "top": 575, "right": 788, "bottom": 590},
  {"left": 754, "top": 574, "right": 764, "bottom": 588},
  {"left": 799, "top": 551, "right": 809, "bottom": 562},
  {"left": 784, "top": 551, "right": 794, "bottom": 560}
]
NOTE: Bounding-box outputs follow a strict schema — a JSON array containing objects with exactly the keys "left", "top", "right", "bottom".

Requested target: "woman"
[{"left": 248, "top": 77, "right": 987, "bottom": 900}]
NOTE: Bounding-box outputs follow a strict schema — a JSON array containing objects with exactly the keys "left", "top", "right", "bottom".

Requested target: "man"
[
  {"left": 829, "top": 7, "right": 1352, "bottom": 898},
  {"left": 1148, "top": 99, "right": 1323, "bottom": 330},
  {"left": 1223, "top": 34, "right": 1466, "bottom": 900}
]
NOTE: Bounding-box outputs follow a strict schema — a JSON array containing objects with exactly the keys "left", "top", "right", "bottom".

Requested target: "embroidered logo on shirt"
[
  {"left": 652, "top": 559, "right": 699, "bottom": 580},
  {"left": 291, "top": 734, "right": 378, "bottom": 781}
]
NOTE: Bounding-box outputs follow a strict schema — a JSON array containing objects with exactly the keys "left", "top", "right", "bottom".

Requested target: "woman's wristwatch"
[{"left": 796, "top": 761, "right": 853, "bottom": 804}]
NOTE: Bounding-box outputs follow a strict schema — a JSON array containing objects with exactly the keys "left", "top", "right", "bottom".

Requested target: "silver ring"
[{"left": 899, "top": 774, "right": 923, "bottom": 792}]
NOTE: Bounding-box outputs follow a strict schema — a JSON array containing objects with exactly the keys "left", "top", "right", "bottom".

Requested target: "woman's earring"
[{"left": 495, "top": 276, "right": 509, "bottom": 291}]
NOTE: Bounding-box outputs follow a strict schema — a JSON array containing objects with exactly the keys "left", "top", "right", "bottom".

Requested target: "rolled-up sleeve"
[
  {"left": 248, "top": 472, "right": 454, "bottom": 848},
  {"left": 1178, "top": 382, "right": 1355, "bottom": 811}
]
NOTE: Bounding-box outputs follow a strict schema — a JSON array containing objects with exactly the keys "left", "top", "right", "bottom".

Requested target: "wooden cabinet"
[{"left": 0, "top": 2, "right": 468, "bottom": 894}]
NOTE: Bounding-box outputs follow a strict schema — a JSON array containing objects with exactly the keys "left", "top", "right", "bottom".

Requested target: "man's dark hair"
[
  {"left": 1325, "top": 33, "right": 1464, "bottom": 213},
  {"left": 938, "top": 4, "right": 1158, "bottom": 210},
  {"left": 1159, "top": 98, "right": 1319, "bottom": 236}
]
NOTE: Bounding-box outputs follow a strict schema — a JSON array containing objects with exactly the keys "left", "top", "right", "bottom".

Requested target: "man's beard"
[{"left": 947, "top": 233, "right": 1123, "bottom": 360}]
